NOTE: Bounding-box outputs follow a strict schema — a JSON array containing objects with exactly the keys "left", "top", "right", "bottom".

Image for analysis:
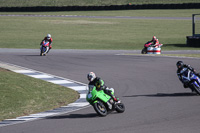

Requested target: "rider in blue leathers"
[{"left": 176, "top": 61, "right": 200, "bottom": 88}]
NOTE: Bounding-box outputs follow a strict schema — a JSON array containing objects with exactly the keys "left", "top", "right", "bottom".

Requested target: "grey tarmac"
[{"left": 0, "top": 49, "right": 200, "bottom": 133}]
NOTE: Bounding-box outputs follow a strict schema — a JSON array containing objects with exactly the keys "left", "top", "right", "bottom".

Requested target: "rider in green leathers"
[{"left": 87, "top": 72, "right": 119, "bottom": 102}]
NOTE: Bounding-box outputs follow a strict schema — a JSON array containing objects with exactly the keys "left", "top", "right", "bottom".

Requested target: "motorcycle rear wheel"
[{"left": 93, "top": 101, "right": 107, "bottom": 117}]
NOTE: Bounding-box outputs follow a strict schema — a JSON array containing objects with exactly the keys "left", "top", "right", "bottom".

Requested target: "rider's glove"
[
  {"left": 96, "top": 84, "right": 101, "bottom": 90},
  {"left": 99, "top": 86, "right": 104, "bottom": 90}
]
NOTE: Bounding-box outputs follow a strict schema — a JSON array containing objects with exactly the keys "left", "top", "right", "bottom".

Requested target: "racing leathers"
[
  {"left": 177, "top": 64, "right": 200, "bottom": 88},
  {"left": 149, "top": 38, "right": 159, "bottom": 47},
  {"left": 88, "top": 77, "right": 118, "bottom": 102},
  {"left": 40, "top": 37, "right": 53, "bottom": 53}
]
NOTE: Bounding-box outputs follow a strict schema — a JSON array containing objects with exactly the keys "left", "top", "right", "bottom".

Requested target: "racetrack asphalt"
[{"left": 0, "top": 49, "right": 200, "bottom": 133}]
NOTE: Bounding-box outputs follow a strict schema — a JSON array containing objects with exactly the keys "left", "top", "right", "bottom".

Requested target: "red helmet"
[{"left": 152, "top": 36, "right": 157, "bottom": 41}]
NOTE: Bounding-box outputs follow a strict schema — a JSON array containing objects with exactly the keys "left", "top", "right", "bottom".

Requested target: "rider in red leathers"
[
  {"left": 149, "top": 36, "right": 159, "bottom": 47},
  {"left": 40, "top": 34, "right": 53, "bottom": 53},
  {"left": 141, "top": 36, "right": 163, "bottom": 54}
]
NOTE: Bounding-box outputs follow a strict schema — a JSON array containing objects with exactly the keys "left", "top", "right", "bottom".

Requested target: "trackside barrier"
[
  {"left": 147, "top": 47, "right": 154, "bottom": 54},
  {"left": 153, "top": 47, "right": 161, "bottom": 54},
  {"left": 0, "top": 3, "right": 200, "bottom": 12},
  {"left": 147, "top": 47, "right": 161, "bottom": 54}
]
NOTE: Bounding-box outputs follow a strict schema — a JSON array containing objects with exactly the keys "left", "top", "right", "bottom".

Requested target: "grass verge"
[
  {"left": 0, "top": 9, "right": 200, "bottom": 50},
  {"left": 0, "top": 68, "right": 79, "bottom": 121}
]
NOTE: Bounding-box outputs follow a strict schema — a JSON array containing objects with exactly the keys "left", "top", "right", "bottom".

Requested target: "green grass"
[
  {"left": 0, "top": 68, "right": 79, "bottom": 121},
  {"left": 1, "top": 9, "right": 200, "bottom": 50},
  {"left": 1, "top": 9, "right": 199, "bottom": 17},
  {"left": 0, "top": 0, "right": 199, "bottom": 7}
]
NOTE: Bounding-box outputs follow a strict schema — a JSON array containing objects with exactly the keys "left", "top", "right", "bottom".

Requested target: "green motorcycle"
[{"left": 86, "top": 85, "right": 125, "bottom": 117}]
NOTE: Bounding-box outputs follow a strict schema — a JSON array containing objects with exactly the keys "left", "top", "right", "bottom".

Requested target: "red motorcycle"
[
  {"left": 141, "top": 41, "right": 152, "bottom": 54},
  {"left": 141, "top": 41, "right": 163, "bottom": 54},
  {"left": 40, "top": 40, "right": 50, "bottom": 56}
]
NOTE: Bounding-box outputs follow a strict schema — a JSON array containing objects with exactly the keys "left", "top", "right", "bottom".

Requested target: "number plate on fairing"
[{"left": 87, "top": 93, "right": 92, "bottom": 99}]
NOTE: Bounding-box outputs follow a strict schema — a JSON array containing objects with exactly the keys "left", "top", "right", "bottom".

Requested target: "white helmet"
[
  {"left": 47, "top": 34, "right": 51, "bottom": 40},
  {"left": 87, "top": 72, "right": 96, "bottom": 82}
]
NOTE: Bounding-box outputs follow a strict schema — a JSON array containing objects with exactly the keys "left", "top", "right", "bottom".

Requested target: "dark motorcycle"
[{"left": 179, "top": 68, "right": 200, "bottom": 95}]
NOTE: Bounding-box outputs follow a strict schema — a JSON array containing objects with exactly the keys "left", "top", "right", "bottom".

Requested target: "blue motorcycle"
[
  {"left": 180, "top": 68, "right": 200, "bottom": 95},
  {"left": 40, "top": 40, "right": 50, "bottom": 56}
]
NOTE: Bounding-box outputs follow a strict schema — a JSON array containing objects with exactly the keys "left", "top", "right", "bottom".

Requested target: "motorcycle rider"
[
  {"left": 40, "top": 34, "right": 53, "bottom": 53},
  {"left": 176, "top": 61, "right": 200, "bottom": 88},
  {"left": 87, "top": 72, "right": 119, "bottom": 102},
  {"left": 149, "top": 36, "right": 160, "bottom": 47}
]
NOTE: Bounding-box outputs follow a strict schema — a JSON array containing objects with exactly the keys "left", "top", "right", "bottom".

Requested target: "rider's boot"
[
  {"left": 47, "top": 46, "right": 52, "bottom": 53},
  {"left": 104, "top": 89, "right": 120, "bottom": 102},
  {"left": 112, "top": 96, "right": 119, "bottom": 102}
]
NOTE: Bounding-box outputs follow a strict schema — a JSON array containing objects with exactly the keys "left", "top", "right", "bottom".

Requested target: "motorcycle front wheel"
[
  {"left": 40, "top": 46, "right": 44, "bottom": 56},
  {"left": 115, "top": 102, "right": 125, "bottom": 113},
  {"left": 93, "top": 101, "right": 107, "bottom": 117},
  {"left": 141, "top": 48, "right": 147, "bottom": 54},
  {"left": 40, "top": 50, "right": 43, "bottom": 56},
  {"left": 191, "top": 82, "right": 200, "bottom": 95}
]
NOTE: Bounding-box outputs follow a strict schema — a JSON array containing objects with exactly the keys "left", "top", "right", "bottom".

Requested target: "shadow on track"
[
  {"left": 46, "top": 113, "right": 98, "bottom": 119},
  {"left": 123, "top": 92, "right": 197, "bottom": 98},
  {"left": 18, "top": 55, "right": 47, "bottom": 56}
]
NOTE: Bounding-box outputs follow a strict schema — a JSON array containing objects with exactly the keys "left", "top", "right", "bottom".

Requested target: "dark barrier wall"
[
  {"left": 0, "top": 3, "right": 200, "bottom": 12},
  {"left": 187, "top": 36, "right": 200, "bottom": 47}
]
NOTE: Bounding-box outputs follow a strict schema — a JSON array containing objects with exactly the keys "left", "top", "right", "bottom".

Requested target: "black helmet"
[{"left": 176, "top": 61, "right": 184, "bottom": 68}]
